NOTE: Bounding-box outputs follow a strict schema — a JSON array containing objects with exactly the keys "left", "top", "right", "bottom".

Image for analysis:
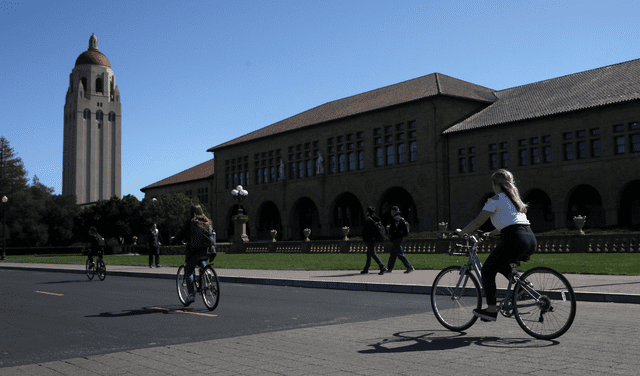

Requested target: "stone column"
[{"left": 232, "top": 213, "right": 249, "bottom": 253}]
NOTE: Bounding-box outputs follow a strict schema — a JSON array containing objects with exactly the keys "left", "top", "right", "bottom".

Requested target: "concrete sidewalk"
[{"left": 1, "top": 262, "right": 639, "bottom": 303}]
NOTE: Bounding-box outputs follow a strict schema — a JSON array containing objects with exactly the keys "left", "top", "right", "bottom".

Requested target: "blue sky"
[{"left": 2, "top": 0, "right": 640, "bottom": 200}]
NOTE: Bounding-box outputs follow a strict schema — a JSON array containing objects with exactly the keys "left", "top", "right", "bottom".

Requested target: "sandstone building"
[{"left": 143, "top": 59, "right": 640, "bottom": 240}]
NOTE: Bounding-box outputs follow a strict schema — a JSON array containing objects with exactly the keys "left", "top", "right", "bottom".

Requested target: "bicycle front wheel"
[
  {"left": 201, "top": 266, "right": 220, "bottom": 311},
  {"left": 513, "top": 266, "right": 577, "bottom": 340},
  {"left": 431, "top": 266, "right": 481, "bottom": 331},
  {"left": 176, "top": 265, "right": 189, "bottom": 305},
  {"left": 85, "top": 259, "right": 95, "bottom": 280},
  {"left": 97, "top": 259, "right": 106, "bottom": 281}
]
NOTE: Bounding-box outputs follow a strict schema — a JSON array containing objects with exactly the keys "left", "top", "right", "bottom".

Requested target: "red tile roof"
[
  {"left": 140, "top": 159, "right": 214, "bottom": 192},
  {"left": 443, "top": 58, "right": 640, "bottom": 134},
  {"left": 208, "top": 73, "right": 496, "bottom": 151}
]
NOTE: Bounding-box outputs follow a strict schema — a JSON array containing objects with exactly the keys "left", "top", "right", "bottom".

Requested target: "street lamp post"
[
  {"left": 2, "top": 196, "right": 7, "bottom": 260},
  {"left": 230, "top": 186, "right": 249, "bottom": 248},
  {"left": 231, "top": 185, "right": 248, "bottom": 214}
]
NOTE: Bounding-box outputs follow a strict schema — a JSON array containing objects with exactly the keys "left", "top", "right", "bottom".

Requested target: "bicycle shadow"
[
  {"left": 358, "top": 330, "right": 558, "bottom": 353},
  {"left": 86, "top": 305, "right": 216, "bottom": 318}
]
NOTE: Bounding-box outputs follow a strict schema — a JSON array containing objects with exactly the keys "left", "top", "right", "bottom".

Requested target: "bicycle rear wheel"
[
  {"left": 431, "top": 266, "right": 481, "bottom": 331},
  {"left": 201, "top": 266, "right": 220, "bottom": 311},
  {"left": 176, "top": 265, "right": 189, "bottom": 305},
  {"left": 97, "top": 259, "right": 106, "bottom": 281},
  {"left": 513, "top": 266, "right": 576, "bottom": 340},
  {"left": 85, "top": 259, "right": 95, "bottom": 280}
]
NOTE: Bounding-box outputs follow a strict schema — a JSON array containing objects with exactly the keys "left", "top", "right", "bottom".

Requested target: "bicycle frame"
[{"left": 451, "top": 235, "right": 543, "bottom": 316}]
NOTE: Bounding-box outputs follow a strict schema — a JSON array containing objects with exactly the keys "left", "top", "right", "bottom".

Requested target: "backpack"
[
  {"left": 190, "top": 220, "right": 215, "bottom": 248},
  {"left": 374, "top": 220, "right": 386, "bottom": 241}
]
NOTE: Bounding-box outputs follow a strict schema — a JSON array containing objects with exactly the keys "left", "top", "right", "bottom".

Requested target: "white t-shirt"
[{"left": 482, "top": 192, "right": 530, "bottom": 231}]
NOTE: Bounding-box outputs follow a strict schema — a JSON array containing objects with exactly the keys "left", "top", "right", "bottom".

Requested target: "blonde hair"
[{"left": 492, "top": 169, "right": 528, "bottom": 213}]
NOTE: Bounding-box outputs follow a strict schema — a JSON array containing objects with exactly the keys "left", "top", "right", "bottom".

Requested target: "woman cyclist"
[
  {"left": 458, "top": 169, "right": 537, "bottom": 322},
  {"left": 174, "top": 205, "right": 216, "bottom": 306}
]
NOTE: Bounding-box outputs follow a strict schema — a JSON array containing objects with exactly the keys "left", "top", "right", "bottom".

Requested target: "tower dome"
[{"left": 75, "top": 33, "right": 111, "bottom": 68}]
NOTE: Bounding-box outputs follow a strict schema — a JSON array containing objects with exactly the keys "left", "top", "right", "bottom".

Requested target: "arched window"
[
  {"left": 386, "top": 145, "right": 395, "bottom": 165},
  {"left": 83, "top": 109, "right": 90, "bottom": 120},
  {"left": 95, "top": 78, "right": 103, "bottom": 93},
  {"left": 81, "top": 77, "right": 87, "bottom": 91},
  {"left": 96, "top": 111, "right": 103, "bottom": 121}
]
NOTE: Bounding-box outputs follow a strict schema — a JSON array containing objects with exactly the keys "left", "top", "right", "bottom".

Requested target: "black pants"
[
  {"left": 482, "top": 225, "right": 537, "bottom": 306},
  {"left": 363, "top": 242, "right": 385, "bottom": 271},
  {"left": 388, "top": 238, "right": 412, "bottom": 270},
  {"left": 87, "top": 248, "right": 101, "bottom": 263},
  {"left": 148, "top": 245, "right": 159, "bottom": 266}
]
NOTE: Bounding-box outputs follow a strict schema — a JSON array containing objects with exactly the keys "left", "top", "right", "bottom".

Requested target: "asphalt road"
[{"left": 0, "top": 268, "right": 431, "bottom": 368}]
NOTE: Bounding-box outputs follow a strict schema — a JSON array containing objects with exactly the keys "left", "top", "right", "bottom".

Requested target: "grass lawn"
[{"left": 2, "top": 252, "right": 639, "bottom": 276}]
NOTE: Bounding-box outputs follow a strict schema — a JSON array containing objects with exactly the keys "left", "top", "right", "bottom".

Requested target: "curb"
[{"left": 2, "top": 265, "right": 639, "bottom": 304}]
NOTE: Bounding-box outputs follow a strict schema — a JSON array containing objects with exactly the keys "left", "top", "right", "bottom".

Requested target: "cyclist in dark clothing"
[
  {"left": 173, "top": 205, "right": 216, "bottom": 306},
  {"left": 87, "top": 227, "right": 105, "bottom": 265}
]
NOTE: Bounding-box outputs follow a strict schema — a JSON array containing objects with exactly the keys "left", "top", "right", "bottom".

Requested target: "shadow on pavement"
[
  {"left": 38, "top": 279, "right": 91, "bottom": 284},
  {"left": 358, "top": 330, "right": 558, "bottom": 353},
  {"left": 86, "top": 306, "right": 217, "bottom": 318}
]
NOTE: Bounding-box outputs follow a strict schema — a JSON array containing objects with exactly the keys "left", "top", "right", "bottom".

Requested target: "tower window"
[{"left": 96, "top": 78, "right": 103, "bottom": 94}]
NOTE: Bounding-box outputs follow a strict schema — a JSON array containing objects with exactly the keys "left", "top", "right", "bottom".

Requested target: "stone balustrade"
[{"left": 217, "top": 233, "right": 640, "bottom": 254}]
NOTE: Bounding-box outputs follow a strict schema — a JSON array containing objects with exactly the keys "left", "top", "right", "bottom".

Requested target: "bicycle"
[
  {"left": 176, "top": 260, "right": 220, "bottom": 311},
  {"left": 85, "top": 250, "right": 106, "bottom": 281},
  {"left": 431, "top": 233, "right": 576, "bottom": 340}
]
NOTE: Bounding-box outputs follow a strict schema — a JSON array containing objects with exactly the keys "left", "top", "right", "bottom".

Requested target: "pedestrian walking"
[
  {"left": 361, "top": 206, "right": 387, "bottom": 275},
  {"left": 386, "top": 206, "right": 414, "bottom": 273},
  {"left": 147, "top": 223, "right": 163, "bottom": 268}
]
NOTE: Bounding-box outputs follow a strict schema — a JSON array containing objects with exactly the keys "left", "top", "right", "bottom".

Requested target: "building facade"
[
  {"left": 144, "top": 59, "right": 640, "bottom": 241},
  {"left": 63, "top": 34, "right": 121, "bottom": 205},
  {"left": 140, "top": 159, "right": 216, "bottom": 218}
]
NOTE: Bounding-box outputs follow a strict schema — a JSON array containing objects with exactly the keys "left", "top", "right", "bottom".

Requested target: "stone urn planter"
[
  {"left": 303, "top": 228, "right": 311, "bottom": 242},
  {"left": 341, "top": 226, "right": 350, "bottom": 241},
  {"left": 270, "top": 229, "right": 277, "bottom": 242},
  {"left": 573, "top": 215, "right": 586, "bottom": 235}
]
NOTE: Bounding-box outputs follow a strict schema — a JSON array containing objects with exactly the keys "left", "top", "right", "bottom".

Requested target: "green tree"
[{"left": 0, "top": 136, "right": 29, "bottom": 197}]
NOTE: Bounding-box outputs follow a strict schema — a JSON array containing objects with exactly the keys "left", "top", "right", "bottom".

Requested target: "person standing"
[
  {"left": 386, "top": 206, "right": 414, "bottom": 273},
  {"left": 458, "top": 169, "right": 537, "bottom": 322},
  {"left": 361, "top": 206, "right": 387, "bottom": 275},
  {"left": 147, "top": 223, "right": 163, "bottom": 268}
]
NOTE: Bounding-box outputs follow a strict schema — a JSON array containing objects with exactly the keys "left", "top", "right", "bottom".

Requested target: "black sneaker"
[
  {"left": 378, "top": 268, "right": 387, "bottom": 275},
  {"left": 360, "top": 270, "right": 369, "bottom": 274},
  {"left": 405, "top": 267, "right": 415, "bottom": 274},
  {"left": 473, "top": 308, "right": 498, "bottom": 322}
]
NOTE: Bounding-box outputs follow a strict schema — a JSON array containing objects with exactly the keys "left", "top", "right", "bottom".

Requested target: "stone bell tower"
[{"left": 63, "top": 33, "right": 121, "bottom": 205}]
